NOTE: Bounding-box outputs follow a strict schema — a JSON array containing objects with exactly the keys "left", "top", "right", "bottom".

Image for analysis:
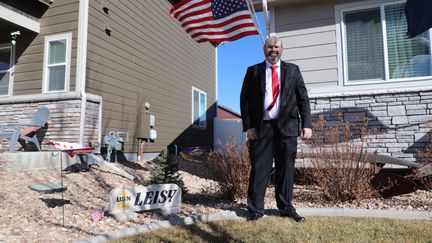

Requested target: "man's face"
[{"left": 264, "top": 39, "right": 283, "bottom": 64}]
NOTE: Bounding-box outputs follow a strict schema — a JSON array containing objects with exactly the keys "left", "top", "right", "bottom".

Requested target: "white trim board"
[
  {"left": 309, "top": 85, "right": 432, "bottom": 99},
  {"left": 0, "top": 4, "right": 40, "bottom": 33}
]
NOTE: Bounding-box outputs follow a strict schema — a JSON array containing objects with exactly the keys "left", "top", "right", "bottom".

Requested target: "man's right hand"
[{"left": 246, "top": 128, "right": 258, "bottom": 140}]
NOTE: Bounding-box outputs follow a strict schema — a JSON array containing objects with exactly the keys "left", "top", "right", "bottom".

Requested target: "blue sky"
[{"left": 217, "top": 12, "right": 266, "bottom": 113}]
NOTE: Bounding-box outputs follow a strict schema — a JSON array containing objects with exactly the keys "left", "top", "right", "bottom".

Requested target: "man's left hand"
[{"left": 301, "top": 128, "right": 312, "bottom": 140}]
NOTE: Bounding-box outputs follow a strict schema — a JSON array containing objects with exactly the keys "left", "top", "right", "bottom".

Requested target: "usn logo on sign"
[{"left": 115, "top": 191, "right": 132, "bottom": 210}]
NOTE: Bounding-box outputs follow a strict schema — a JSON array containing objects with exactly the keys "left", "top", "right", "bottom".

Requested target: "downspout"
[
  {"left": 215, "top": 47, "right": 219, "bottom": 110},
  {"left": 97, "top": 97, "right": 102, "bottom": 152},
  {"left": 214, "top": 46, "right": 218, "bottom": 147},
  {"left": 77, "top": 0, "right": 89, "bottom": 145}
]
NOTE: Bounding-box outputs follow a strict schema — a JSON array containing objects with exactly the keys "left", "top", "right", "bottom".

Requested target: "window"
[
  {"left": 340, "top": 1, "right": 432, "bottom": 84},
  {"left": 0, "top": 46, "right": 11, "bottom": 96},
  {"left": 192, "top": 87, "right": 207, "bottom": 128},
  {"left": 43, "top": 33, "right": 71, "bottom": 93}
]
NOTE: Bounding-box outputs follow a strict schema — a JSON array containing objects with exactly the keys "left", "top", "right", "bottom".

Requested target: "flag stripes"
[
  {"left": 170, "top": 0, "right": 258, "bottom": 43},
  {"left": 91, "top": 207, "right": 105, "bottom": 222}
]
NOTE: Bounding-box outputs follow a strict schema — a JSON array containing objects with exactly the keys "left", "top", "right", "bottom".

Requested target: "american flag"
[
  {"left": 91, "top": 207, "right": 105, "bottom": 222},
  {"left": 169, "top": 0, "right": 259, "bottom": 43},
  {"left": 47, "top": 140, "right": 95, "bottom": 157}
]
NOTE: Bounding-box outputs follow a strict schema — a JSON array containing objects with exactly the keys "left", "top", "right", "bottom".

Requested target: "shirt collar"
[{"left": 265, "top": 60, "right": 281, "bottom": 69}]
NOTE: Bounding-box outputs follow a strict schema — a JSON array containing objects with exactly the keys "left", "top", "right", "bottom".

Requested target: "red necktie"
[{"left": 267, "top": 65, "right": 279, "bottom": 111}]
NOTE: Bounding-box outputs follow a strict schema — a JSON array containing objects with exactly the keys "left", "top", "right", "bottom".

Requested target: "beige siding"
[
  {"left": 294, "top": 56, "right": 337, "bottom": 71},
  {"left": 302, "top": 69, "right": 338, "bottom": 84},
  {"left": 87, "top": 1, "right": 216, "bottom": 153},
  {"left": 13, "top": 1, "right": 79, "bottom": 95},
  {"left": 276, "top": 1, "right": 344, "bottom": 89}
]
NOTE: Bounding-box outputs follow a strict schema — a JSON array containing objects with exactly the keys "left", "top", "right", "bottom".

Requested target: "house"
[
  {"left": 217, "top": 104, "right": 241, "bottom": 120},
  {"left": 261, "top": 0, "right": 432, "bottom": 162},
  {"left": 214, "top": 104, "right": 243, "bottom": 148},
  {"left": 0, "top": 0, "right": 216, "bottom": 160}
]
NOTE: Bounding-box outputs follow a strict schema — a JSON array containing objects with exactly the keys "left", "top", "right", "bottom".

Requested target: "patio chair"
[{"left": 0, "top": 107, "right": 50, "bottom": 152}]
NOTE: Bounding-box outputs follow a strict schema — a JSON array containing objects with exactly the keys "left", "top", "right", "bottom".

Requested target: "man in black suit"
[{"left": 240, "top": 35, "right": 312, "bottom": 222}]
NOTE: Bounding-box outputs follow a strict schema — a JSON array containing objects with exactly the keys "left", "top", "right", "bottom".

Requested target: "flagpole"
[
  {"left": 246, "top": 0, "right": 265, "bottom": 45},
  {"left": 262, "top": 0, "right": 270, "bottom": 39}
]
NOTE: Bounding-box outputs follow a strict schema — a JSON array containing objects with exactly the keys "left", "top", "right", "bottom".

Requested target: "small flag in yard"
[
  {"left": 91, "top": 207, "right": 105, "bottom": 222},
  {"left": 169, "top": 0, "right": 259, "bottom": 43}
]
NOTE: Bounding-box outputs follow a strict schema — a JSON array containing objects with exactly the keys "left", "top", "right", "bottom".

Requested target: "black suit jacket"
[{"left": 240, "top": 61, "right": 312, "bottom": 137}]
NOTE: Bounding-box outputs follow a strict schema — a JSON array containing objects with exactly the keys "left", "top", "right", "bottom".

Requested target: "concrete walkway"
[{"left": 76, "top": 208, "right": 432, "bottom": 243}]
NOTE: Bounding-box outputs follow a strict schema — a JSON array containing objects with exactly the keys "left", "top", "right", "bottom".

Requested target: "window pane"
[
  {"left": 0, "top": 47, "right": 10, "bottom": 95},
  {"left": 386, "top": 3, "right": 432, "bottom": 79},
  {"left": 0, "top": 72, "right": 9, "bottom": 95},
  {"left": 199, "top": 93, "right": 206, "bottom": 127},
  {"left": 193, "top": 90, "right": 200, "bottom": 126},
  {"left": 0, "top": 47, "right": 11, "bottom": 71},
  {"left": 48, "top": 39, "right": 66, "bottom": 64},
  {"left": 345, "top": 8, "right": 385, "bottom": 81},
  {"left": 48, "top": 65, "right": 65, "bottom": 91}
]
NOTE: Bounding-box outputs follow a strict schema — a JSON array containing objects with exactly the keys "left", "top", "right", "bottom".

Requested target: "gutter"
[
  {"left": 76, "top": 0, "right": 89, "bottom": 145},
  {"left": 252, "top": 0, "right": 322, "bottom": 9}
]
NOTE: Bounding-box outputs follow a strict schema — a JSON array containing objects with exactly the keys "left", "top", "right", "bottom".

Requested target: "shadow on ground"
[{"left": 41, "top": 198, "right": 72, "bottom": 208}]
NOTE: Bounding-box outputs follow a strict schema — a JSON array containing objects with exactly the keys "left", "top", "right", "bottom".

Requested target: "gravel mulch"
[{"left": 0, "top": 158, "right": 431, "bottom": 242}]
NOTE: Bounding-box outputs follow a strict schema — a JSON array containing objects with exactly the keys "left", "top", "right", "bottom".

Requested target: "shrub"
[
  {"left": 415, "top": 134, "right": 432, "bottom": 190},
  {"left": 146, "top": 149, "right": 187, "bottom": 193},
  {"left": 302, "top": 115, "right": 376, "bottom": 202},
  {"left": 207, "top": 138, "right": 251, "bottom": 200}
]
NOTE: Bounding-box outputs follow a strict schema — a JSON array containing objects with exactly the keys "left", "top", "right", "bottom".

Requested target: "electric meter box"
[{"left": 137, "top": 113, "right": 150, "bottom": 139}]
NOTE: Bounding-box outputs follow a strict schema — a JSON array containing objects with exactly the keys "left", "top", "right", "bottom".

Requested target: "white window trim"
[
  {"left": 335, "top": 0, "right": 432, "bottom": 87},
  {"left": 191, "top": 86, "right": 207, "bottom": 129},
  {"left": 42, "top": 32, "right": 72, "bottom": 93}
]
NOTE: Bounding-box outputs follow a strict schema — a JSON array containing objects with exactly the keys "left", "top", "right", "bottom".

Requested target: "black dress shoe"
[
  {"left": 281, "top": 213, "right": 305, "bottom": 223},
  {"left": 247, "top": 213, "right": 264, "bottom": 221}
]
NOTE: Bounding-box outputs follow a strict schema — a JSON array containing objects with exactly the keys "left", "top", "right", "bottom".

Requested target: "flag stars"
[{"left": 212, "top": 0, "right": 249, "bottom": 19}]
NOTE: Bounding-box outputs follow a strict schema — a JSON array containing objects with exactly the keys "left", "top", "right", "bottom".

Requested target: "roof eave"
[{"left": 252, "top": 0, "right": 324, "bottom": 10}]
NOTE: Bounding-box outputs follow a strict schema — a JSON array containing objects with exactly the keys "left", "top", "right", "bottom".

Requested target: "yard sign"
[{"left": 109, "top": 184, "right": 182, "bottom": 215}]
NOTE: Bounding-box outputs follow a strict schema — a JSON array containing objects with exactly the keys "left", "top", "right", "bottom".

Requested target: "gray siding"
[
  {"left": 275, "top": 1, "right": 349, "bottom": 88},
  {"left": 13, "top": 0, "right": 79, "bottom": 95},
  {"left": 87, "top": 0, "right": 216, "bottom": 152}
]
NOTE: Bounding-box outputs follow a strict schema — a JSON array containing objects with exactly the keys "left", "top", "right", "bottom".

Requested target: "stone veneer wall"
[
  {"left": 83, "top": 101, "right": 100, "bottom": 147},
  {"left": 303, "top": 88, "right": 432, "bottom": 163},
  {"left": 0, "top": 95, "right": 100, "bottom": 152}
]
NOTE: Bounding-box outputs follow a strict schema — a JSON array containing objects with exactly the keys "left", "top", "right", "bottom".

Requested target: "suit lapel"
[
  {"left": 280, "top": 61, "right": 289, "bottom": 95},
  {"left": 258, "top": 61, "right": 266, "bottom": 96},
  {"left": 280, "top": 61, "right": 294, "bottom": 97}
]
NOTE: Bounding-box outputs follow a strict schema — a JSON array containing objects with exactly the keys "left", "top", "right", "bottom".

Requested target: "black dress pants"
[{"left": 247, "top": 119, "right": 298, "bottom": 216}]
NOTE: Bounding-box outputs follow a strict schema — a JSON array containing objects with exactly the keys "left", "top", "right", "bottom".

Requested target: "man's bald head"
[{"left": 264, "top": 36, "right": 283, "bottom": 64}]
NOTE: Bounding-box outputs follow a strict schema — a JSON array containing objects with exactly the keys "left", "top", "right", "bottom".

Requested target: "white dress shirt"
[{"left": 263, "top": 60, "right": 281, "bottom": 120}]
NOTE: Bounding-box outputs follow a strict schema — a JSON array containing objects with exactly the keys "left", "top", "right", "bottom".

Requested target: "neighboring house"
[
  {"left": 0, "top": 0, "right": 216, "bottom": 159},
  {"left": 214, "top": 104, "right": 244, "bottom": 148},
  {"left": 262, "top": 0, "right": 432, "bottom": 162},
  {"left": 217, "top": 104, "right": 241, "bottom": 120}
]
